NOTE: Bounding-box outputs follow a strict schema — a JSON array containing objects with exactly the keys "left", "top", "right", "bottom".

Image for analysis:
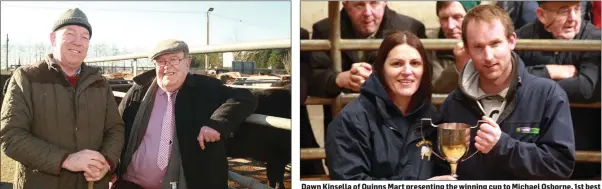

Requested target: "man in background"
[
  {"left": 308, "top": 1, "right": 427, "bottom": 141},
  {"left": 431, "top": 1, "right": 479, "bottom": 93},
  {"left": 515, "top": 1, "right": 601, "bottom": 179}
]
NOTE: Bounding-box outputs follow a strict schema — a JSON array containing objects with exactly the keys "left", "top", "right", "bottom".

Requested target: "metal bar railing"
[
  {"left": 110, "top": 84, "right": 288, "bottom": 90},
  {"left": 109, "top": 84, "right": 135, "bottom": 88},
  {"left": 301, "top": 39, "right": 602, "bottom": 51},
  {"left": 299, "top": 148, "right": 602, "bottom": 163},
  {"left": 245, "top": 114, "right": 291, "bottom": 131},
  {"left": 226, "top": 85, "right": 287, "bottom": 90},
  {"left": 228, "top": 171, "right": 274, "bottom": 189},
  {"left": 85, "top": 38, "right": 291, "bottom": 63},
  {"left": 113, "top": 91, "right": 127, "bottom": 98},
  {"left": 328, "top": 1, "right": 342, "bottom": 73},
  {"left": 112, "top": 91, "right": 291, "bottom": 131},
  {"left": 305, "top": 93, "right": 601, "bottom": 108}
]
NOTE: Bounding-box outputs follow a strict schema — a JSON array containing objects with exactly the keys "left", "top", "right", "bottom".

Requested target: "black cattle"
[{"left": 226, "top": 88, "right": 291, "bottom": 188}]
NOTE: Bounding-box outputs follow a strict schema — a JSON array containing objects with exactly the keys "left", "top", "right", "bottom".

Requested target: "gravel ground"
[{"left": 228, "top": 158, "right": 291, "bottom": 189}]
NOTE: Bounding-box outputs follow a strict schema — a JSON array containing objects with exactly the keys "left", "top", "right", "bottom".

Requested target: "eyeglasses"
[{"left": 154, "top": 57, "right": 184, "bottom": 66}]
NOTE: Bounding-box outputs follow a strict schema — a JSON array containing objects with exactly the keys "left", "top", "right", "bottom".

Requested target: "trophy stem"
[{"left": 450, "top": 163, "right": 458, "bottom": 178}]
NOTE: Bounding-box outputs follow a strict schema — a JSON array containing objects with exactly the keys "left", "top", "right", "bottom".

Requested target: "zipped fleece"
[
  {"left": 439, "top": 53, "right": 576, "bottom": 179},
  {"left": 325, "top": 74, "right": 442, "bottom": 180}
]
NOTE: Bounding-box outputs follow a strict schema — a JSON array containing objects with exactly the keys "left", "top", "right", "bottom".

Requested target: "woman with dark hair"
[{"left": 325, "top": 31, "right": 453, "bottom": 180}]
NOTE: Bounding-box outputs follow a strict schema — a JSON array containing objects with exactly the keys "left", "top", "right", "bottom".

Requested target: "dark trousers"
[{"left": 111, "top": 180, "right": 142, "bottom": 189}]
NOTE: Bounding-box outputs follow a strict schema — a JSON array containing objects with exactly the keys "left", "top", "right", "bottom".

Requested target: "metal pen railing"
[
  {"left": 85, "top": 38, "right": 290, "bottom": 76},
  {"left": 300, "top": 2, "right": 602, "bottom": 179}
]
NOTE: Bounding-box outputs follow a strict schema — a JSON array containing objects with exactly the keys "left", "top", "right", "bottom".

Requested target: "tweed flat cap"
[
  {"left": 52, "top": 8, "right": 92, "bottom": 38},
  {"left": 149, "top": 39, "right": 189, "bottom": 60}
]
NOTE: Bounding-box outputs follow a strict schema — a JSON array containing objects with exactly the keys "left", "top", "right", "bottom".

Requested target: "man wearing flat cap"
[
  {"left": 114, "top": 39, "right": 257, "bottom": 189},
  {"left": 1, "top": 8, "right": 124, "bottom": 189}
]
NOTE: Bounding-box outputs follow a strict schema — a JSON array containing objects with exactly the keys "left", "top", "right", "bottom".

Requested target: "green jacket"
[{"left": 0, "top": 55, "right": 124, "bottom": 189}]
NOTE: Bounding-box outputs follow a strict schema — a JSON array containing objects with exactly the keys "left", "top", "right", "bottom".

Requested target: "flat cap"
[{"left": 149, "top": 39, "right": 189, "bottom": 60}]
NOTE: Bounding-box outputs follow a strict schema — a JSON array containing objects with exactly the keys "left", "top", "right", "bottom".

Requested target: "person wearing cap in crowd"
[
  {"left": 0, "top": 8, "right": 124, "bottom": 189},
  {"left": 440, "top": 4, "right": 575, "bottom": 179},
  {"left": 113, "top": 39, "right": 257, "bottom": 189},
  {"left": 516, "top": 1, "right": 600, "bottom": 103},
  {"left": 515, "top": 1, "right": 601, "bottom": 179},
  {"left": 307, "top": 1, "right": 428, "bottom": 147},
  {"left": 497, "top": 1, "right": 593, "bottom": 31},
  {"left": 431, "top": 1, "right": 479, "bottom": 93}
]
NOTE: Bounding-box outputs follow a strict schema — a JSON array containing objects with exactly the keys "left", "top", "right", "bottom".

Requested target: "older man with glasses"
[
  {"left": 515, "top": 1, "right": 601, "bottom": 179},
  {"left": 113, "top": 39, "right": 257, "bottom": 189}
]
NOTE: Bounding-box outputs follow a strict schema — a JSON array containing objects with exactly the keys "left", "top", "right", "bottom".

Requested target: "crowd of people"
[{"left": 300, "top": 1, "right": 601, "bottom": 180}]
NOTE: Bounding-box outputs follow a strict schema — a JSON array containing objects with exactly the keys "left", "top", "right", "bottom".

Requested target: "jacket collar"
[
  {"left": 45, "top": 53, "right": 101, "bottom": 86},
  {"left": 454, "top": 52, "right": 525, "bottom": 110},
  {"left": 46, "top": 54, "right": 93, "bottom": 76}
]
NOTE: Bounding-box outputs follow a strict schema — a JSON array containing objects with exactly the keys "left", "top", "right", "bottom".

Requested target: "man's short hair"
[
  {"left": 461, "top": 4, "right": 515, "bottom": 46},
  {"left": 436, "top": 1, "right": 480, "bottom": 16},
  {"left": 436, "top": 1, "right": 454, "bottom": 16}
]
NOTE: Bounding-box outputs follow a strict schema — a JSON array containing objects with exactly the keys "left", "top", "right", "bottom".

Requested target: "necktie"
[{"left": 157, "top": 92, "right": 175, "bottom": 170}]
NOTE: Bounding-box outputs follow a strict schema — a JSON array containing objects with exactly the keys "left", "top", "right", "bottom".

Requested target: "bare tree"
[
  {"left": 111, "top": 44, "right": 120, "bottom": 56},
  {"left": 281, "top": 50, "right": 291, "bottom": 75},
  {"left": 35, "top": 42, "right": 46, "bottom": 62}
]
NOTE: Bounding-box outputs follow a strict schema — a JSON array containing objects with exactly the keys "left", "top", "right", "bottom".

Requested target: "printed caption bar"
[{"left": 298, "top": 181, "right": 601, "bottom": 189}]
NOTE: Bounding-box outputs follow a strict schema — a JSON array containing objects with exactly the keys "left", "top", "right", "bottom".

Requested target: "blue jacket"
[
  {"left": 325, "top": 74, "right": 442, "bottom": 180},
  {"left": 440, "top": 53, "right": 576, "bottom": 179}
]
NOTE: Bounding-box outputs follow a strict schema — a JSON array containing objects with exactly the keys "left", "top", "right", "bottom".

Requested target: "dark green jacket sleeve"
[{"left": 0, "top": 69, "right": 69, "bottom": 176}]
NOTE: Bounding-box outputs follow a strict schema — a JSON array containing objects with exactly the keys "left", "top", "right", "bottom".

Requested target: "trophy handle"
[
  {"left": 419, "top": 118, "right": 445, "bottom": 160},
  {"left": 420, "top": 118, "right": 438, "bottom": 127},
  {"left": 461, "top": 149, "right": 479, "bottom": 162},
  {"left": 461, "top": 120, "right": 487, "bottom": 162},
  {"left": 432, "top": 143, "right": 445, "bottom": 160},
  {"left": 469, "top": 120, "right": 487, "bottom": 128}
]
